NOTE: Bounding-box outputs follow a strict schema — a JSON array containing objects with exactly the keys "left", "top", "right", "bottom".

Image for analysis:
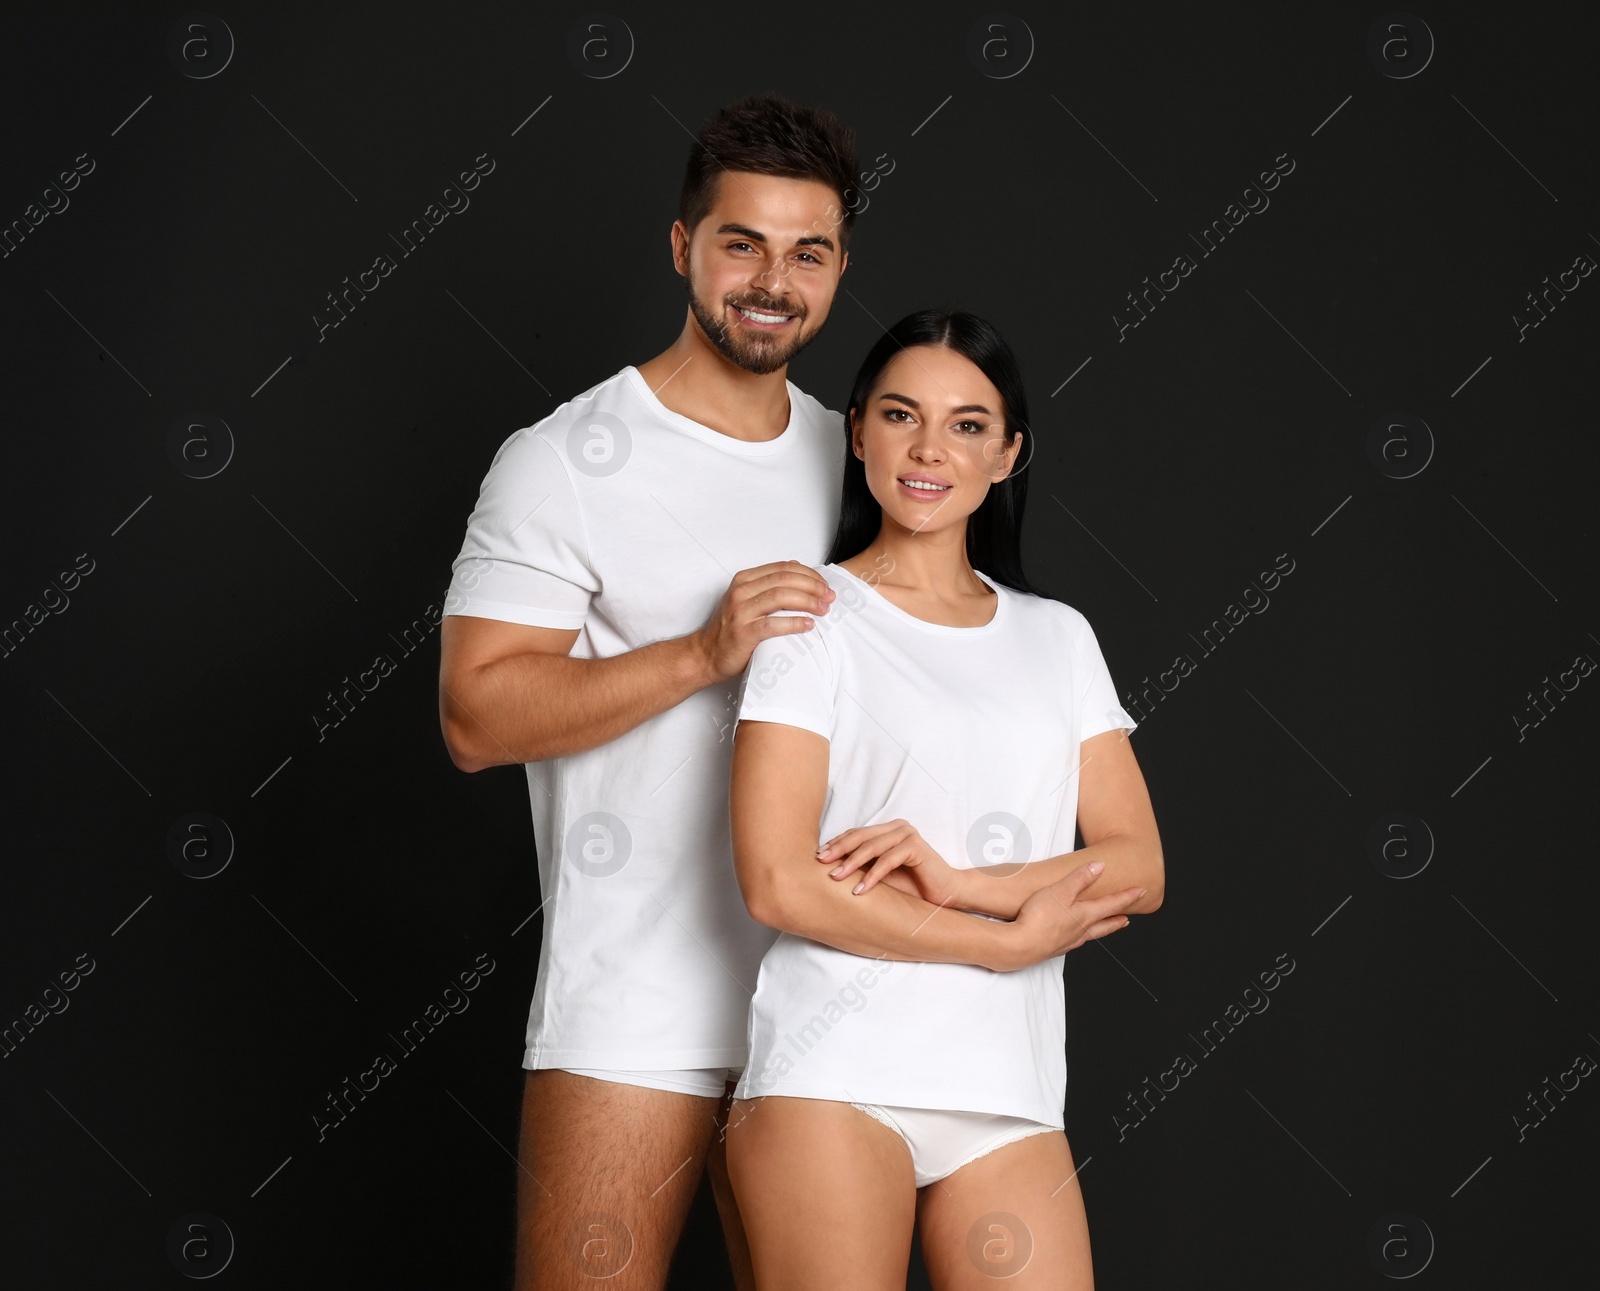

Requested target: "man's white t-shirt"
[
  {"left": 730, "top": 562, "right": 1137, "bottom": 1127},
  {"left": 444, "top": 365, "right": 844, "bottom": 1070}
]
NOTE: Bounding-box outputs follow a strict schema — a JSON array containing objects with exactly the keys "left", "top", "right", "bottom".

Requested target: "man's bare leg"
[
  {"left": 515, "top": 1069, "right": 720, "bottom": 1291},
  {"left": 705, "top": 1078, "right": 757, "bottom": 1291}
]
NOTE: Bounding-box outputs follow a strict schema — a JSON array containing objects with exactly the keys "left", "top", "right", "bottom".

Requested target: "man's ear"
[{"left": 670, "top": 220, "right": 691, "bottom": 277}]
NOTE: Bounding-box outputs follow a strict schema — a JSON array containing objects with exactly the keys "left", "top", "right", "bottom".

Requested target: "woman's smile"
[{"left": 895, "top": 472, "right": 954, "bottom": 500}]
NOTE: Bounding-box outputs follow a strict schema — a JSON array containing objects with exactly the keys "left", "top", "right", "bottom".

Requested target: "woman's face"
[{"left": 849, "top": 344, "right": 1022, "bottom": 537}]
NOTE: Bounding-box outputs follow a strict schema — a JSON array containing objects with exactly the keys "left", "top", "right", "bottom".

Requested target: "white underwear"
[
  {"left": 849, "top": 1103, "right": 1059, "bottom": 1189},
  {"left": 560, "top": 1066, "right": 743, "bottom": 1098}
]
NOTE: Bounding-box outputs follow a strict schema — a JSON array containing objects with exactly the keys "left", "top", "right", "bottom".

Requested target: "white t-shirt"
[
  {"left": 730, "top": 562, "right": 1137, "bottom": 1126},
  {"left": 444, "top": 365, "right": 844, "bottom": 1070}
]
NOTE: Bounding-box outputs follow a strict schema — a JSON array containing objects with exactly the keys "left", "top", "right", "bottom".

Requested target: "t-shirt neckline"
[
  {"left": 623, "top": 364, "right": 798, "bottom": 456},
  {"left": 831, "top": 563, "right": 1007, "bottom": 636}
]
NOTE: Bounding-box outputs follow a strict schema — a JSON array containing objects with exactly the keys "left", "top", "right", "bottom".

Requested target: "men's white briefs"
[{"left": 561, "top": 1067, "right": 744, "bottom": 1098}]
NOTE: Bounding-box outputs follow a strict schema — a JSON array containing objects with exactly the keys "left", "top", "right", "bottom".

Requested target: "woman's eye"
[
  {"left": 885, "top": 409, "right": 912, "bottom": 422},
  {"left": 957, "top": 421, "right": 986, "bottom": 434}
]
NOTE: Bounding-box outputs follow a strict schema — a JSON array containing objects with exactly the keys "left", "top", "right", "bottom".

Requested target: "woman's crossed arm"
[
  {"left": 825, "top": 726, "right": 1165, "bottom": 921},
  {"left": 730, "top": 719, "right": 1142, "bottom": 972}
]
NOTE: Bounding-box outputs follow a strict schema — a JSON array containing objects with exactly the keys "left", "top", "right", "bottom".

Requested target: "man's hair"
[{"left": 679, "top": 93, "right": 861, "bottom": 256}]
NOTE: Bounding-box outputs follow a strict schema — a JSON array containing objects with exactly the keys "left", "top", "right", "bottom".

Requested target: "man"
[{"left": 438, "top": 93, "right": 859, "bottom": 1290}]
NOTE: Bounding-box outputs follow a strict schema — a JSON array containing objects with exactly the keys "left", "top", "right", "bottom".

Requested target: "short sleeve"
[
  {"left": 736, "top": 617, "right": 836, "bottom": 741},
  {"left": 444, "top": 428, "right": 598, "bottom": 629},
  {"left": 1071, "top": 612, "right": 1138, "bottom": 740}
]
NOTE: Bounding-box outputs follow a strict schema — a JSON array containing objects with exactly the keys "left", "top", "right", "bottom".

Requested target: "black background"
[{"left": 3, "top": 1, "right": 1597, "bottom": 1286}]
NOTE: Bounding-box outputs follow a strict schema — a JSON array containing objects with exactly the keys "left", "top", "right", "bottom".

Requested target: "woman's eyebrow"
[{"left": 877, "top": 392, "right": 993, "bottom": 416}]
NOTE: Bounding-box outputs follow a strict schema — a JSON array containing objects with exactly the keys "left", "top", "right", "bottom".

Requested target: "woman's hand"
[
  {"left": 1004, "top": 860, "right": 1143, "bottom": 969},
  {"left": 815, "top": 819, "right": 967, "bottom": 909}
]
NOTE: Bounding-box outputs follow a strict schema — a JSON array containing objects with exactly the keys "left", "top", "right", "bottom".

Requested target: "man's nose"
[{"left": 753, "top": 260, "right": 785, "bottom": 295}]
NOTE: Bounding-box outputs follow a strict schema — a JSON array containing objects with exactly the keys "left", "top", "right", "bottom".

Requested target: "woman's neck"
[{"left": 832, "top": 534, "right": 992, "bottom": 611}]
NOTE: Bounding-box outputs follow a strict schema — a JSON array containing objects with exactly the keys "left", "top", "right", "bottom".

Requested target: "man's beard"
[{"left": 685, "top": 273, "right": 817, "bottom": 376}]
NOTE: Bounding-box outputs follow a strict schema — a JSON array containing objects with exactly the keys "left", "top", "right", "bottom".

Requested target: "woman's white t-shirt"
[{"left": 730, "top": 561, "right": 1137, "bottom": 1127}]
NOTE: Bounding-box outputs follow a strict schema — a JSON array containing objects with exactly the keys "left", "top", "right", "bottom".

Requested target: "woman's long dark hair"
[{"left": 824, "top": 309, "right": 1042, "bottom": 596}]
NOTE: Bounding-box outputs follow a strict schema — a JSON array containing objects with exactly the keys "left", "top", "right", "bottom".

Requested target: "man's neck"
[{"left": 634, "top": 333, "right": 792, "bottom": 444}]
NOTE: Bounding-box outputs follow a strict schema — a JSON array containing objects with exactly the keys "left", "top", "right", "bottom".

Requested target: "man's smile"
[{"left": 731, "top": 302, "right": 797, "bottom": 330}]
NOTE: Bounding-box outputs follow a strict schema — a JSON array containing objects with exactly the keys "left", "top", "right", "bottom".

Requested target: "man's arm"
[
  {"left": 439, "top": 615, "right": 709, "bottom": 771},
  {"left": 730, "top": 718, "right": 1030, "bottom": 972},
  {"left": 953, "top": 726, "right": 1164, "bottom": 919},
  {"left": 439, "top": 560, "right": 837, "bottom": 772}
]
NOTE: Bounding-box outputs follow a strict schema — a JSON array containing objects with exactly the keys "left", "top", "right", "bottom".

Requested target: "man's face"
[{"left": 675, "top": 171, "right": 850, "bottom": 376}]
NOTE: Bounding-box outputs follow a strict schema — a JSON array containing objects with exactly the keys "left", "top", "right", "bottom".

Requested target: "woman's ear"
[
  {"left": 1008, "top": 429, "right": 1025, "bottom": 474},
  {"left": 996, "top": 429, "right": 1024, "bottom": 481},
  {"left": 978, "top": 427, "right": 1022, "bottom": 484}
]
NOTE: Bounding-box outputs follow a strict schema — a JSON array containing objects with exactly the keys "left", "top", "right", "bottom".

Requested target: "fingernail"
[
  {"left": 830, "top": 865, "right": 845, "bottom": 877},
  {"left": 816, "top": 845, "right": 830, "bottom": 856},
  {"left": 1137, "top": 888, "right": 1148, "bottom": 897},
  {"left": 852, "top": 881, "right": 865, "bottom": 894},
  {"left": 1088, "top": 860, "right": 1104, "bottom": 875}
]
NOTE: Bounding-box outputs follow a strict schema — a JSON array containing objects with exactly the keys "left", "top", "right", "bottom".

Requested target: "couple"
[{"left": 439, "top": 92, "right": 1163, "bottom": 1291}]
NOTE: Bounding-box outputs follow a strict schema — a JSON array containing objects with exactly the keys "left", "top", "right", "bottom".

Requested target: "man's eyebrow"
[
  {"left": 877, "top": 392, "right": 993, "bottom": 416},
  {"left": 715, "top": 223, "right": 835, "bottom": 253}
]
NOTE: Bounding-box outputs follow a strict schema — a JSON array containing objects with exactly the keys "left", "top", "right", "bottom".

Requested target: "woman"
[{"left": 724, "top": 309, "right": 1165, "bottom": 1289}]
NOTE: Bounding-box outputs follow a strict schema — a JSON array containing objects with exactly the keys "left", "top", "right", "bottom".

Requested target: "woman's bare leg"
[
  {"left": 706, "top": 1079, "right": 757, "bottom": 1291},
  {"left": 916, "top": 1129, "right": 1093, "bottom": 1290},
  {"left": 725, "top": 1096, "right": 917, "bottom": 1291}
]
